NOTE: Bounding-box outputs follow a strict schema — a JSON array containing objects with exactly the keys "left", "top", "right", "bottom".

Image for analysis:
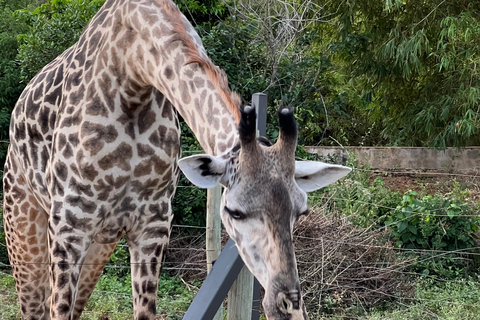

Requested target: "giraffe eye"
[{"left": 224, "top": 206, "right": 247, "bottom": 220}]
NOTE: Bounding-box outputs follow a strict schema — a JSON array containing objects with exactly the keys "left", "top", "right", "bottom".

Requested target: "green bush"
[
  {"left": 171, "top": 122, "right": 207, "bottom": 228},
  {"left": 316, "top": 159, "right": 480, "bottom": 279},
  {"left": 385, "top": 190, "right": 479, "bottom": 251},
  {"left": 0, "top": 0, "right": 39, "bottom": 165},
  {"left": 15, "top": 0, "right": 105, "bottom": 80},
  {"left": 315, "top": 158, "right": 402, "bottom": 229}
]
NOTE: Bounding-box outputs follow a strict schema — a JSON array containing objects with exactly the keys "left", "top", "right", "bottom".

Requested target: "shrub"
[
  {"left": 314, "top": 157, "right": 402, "bottom": 229},
  {"left": 15, "top": 0, "right": 105, "bottom": 80},
  {"left": 385, "top": 190, "right": 480, "bottom": 251},
  {"left": 171, "top": 122, "right": 207, "bottom": 228}
]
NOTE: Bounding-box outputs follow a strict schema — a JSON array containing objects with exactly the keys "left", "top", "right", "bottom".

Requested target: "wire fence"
[{"left": 0, "top": 167, "right": 479, "bottom": 318}]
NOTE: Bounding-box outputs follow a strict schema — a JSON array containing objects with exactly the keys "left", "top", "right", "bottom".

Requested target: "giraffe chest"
[
  {"left": 51, "top": 99, "right": 181, "bottom": 193},
  {"left": 9, "top": 84, "right": 181, "bottom": 239},
  {"left": 69, "top": 108, "right": 181, "bottom": 243}
]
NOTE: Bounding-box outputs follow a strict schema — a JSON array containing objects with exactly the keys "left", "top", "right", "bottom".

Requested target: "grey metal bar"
[
  {"left": 182, "top": 239, "right": 244, "bottom": 320},
  {"left": 251, "top": 92, "right": 267, "bottom": 320},
  {"left": 253, "top": 93, "right": 268, "bottom": 137},
  {"left": 251, "top": 278, "right": 261, "bottom": 320}
]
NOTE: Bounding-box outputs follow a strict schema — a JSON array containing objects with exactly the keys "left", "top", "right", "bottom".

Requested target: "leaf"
[
  {"left": 397, "top": 221, "right": 408, "bottom": 232},
  {"left": 407, "top": 224, "right": 417, "bottom": 235},
  {"left": 447, "top": 209, "right": 456, "bottom": 219}
]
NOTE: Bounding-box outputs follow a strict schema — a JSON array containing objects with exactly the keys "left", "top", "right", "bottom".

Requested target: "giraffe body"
[{"left": 4, "top": 0, "right": 351, "bottom": 319}]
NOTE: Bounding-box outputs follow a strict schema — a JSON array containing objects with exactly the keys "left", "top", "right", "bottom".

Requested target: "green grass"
[
  {"left": 0, "top": 270, "right": 197, "bottom": 320},
  {"left": 366, "top": 276, "right": 480, "bottom": 320},
  {"left": 0, "top": 273, "right": 20, "bottom": 320},
  {"left": 5, "top": 269, "right": 480, "bottom": 320}
]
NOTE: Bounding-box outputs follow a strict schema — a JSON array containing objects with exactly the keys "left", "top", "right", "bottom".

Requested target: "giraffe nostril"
[{"left": 277, "top": 292, "right": 294, "bottom": 313}]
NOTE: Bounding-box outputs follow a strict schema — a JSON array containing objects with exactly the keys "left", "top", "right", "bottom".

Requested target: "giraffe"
[{"left": 3, "top": 0, "right": 351, "bottom": 319}]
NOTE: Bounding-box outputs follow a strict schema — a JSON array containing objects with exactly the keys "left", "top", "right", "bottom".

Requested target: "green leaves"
[
  {"left": 385, "top": 190, "right": 479, "bottom": 251},
  {"left": 16, "top": 0, "right": 105, "bottom": 80},
  {"left": 328, "top": 0, "right": 480, "bottom": 148},
  {"left": 175, "top": 0, "right": 226, "bottom": 24}
]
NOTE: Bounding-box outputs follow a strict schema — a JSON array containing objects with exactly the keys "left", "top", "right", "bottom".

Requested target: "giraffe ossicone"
[{"left": 3, "top": 0, "right": 350, "bottom": 319}]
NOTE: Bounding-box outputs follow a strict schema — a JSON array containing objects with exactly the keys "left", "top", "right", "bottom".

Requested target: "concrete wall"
[{"left": 305, "top": 146, "right": 480, "bottom": 171}]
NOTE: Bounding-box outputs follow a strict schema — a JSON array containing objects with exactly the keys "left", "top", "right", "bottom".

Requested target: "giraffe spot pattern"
[
  {"left": 3, "top": 0, "right": 245, "bottom": 318},
  {"left": 164, "top": 66, "right": 174, "bottom": 79},
  {"left": 137, "top": 107, "right": 156, "bottom": 134},
  {"left": 81, "top": 122, "right": 119, "bottom": 156}
]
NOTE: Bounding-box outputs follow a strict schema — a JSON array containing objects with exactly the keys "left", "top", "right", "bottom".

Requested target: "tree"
[
  {"left": 15, "top": 0, "right": 105, "bottom": 80},
  {"left": 207, "top": 1, "right": 348, "bottom": 145},
  {"left": 328, "top": 0, "right": 480, "bottom": 148},
  {"left": 0, "top": 0, "right": 39, "bottom": 161}
]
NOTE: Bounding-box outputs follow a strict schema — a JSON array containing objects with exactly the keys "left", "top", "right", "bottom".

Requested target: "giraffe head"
[{"left": 178, "top": 106, "right": 351, "bottom": 319}]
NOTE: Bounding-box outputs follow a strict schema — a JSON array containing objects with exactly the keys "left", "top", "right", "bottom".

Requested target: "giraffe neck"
[{"left": 100, "top": 0, "right": 240, "bottom": 155}]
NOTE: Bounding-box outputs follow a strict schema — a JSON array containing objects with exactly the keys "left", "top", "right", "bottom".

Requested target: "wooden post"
[
  {"left": 227, "top": 265, "right": 254, "bottom": 320},
  {"left": 206, "top": 185, "right": 223, "bottom": 320}
]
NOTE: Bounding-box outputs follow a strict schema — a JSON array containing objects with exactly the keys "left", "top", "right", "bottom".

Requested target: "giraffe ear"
[
  {"left": 294, "top": 161, "right": 351, "bottom": 192},
  {"left": 178, "top": 155, "right": 227, "bottom": 188}
]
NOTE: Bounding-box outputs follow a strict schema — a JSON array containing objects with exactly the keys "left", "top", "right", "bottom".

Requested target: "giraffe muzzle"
[{"left": 264, "top": 288, "right": 308, "bottom": 320}]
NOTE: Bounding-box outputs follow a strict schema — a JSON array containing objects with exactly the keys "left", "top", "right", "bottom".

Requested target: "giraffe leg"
[
  {"left": 3, "top": 154, "right": 50, "bottom": 319},
  {"left": 128, "top": 239, "right": 167, "bottom": 320},
  {"left": 72, "top": 241, "right": 118, "bottom": 319},
  {"left": 48, "top": 217, "right": 91, "bottom": 320},
  {"left": 127, "top": 198, "right": 172, "bottom": 320}
]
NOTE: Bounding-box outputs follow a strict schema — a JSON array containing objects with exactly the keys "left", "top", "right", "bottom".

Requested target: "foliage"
[
  {"left": 106, "top": 237, "right": 130, "bottom": 278},
  {"left": 317, "top": 158, "right": 402, "bottom": 229},
  {"left": 200, "top": 16, "right": 268, "bottom": 99},
  {"left": 319, "top": 159, "right": 480, "bottom": 279},
  {"left": 175, "top": 0, "right": 227, "bottom": 25},
  {"left": 0, "top": 0, "right": 39, "bottom": 163},
  {"left": 15, "top": 0, "right": 105, "bottom": 80},
  {"left": 171, "top": 122, "right": 207, "bottom": 228},
  {"left": 200, "top": 13, "right": 367, "bottom": 146},
  {"left": 385, "top": 190, "right": 480, "bottom": 251},
  {"left": 327, "top": 0, "right": 480, "bottom": 148}
]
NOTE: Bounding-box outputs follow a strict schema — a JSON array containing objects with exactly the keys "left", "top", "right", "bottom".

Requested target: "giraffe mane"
[{"left": 161, "top": 0, "right": 241, "bottom": 122}]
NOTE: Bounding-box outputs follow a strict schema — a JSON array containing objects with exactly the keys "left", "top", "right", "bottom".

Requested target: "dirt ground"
[{"left": 369, "top": 170, "right": 480, "bottom": 203}]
